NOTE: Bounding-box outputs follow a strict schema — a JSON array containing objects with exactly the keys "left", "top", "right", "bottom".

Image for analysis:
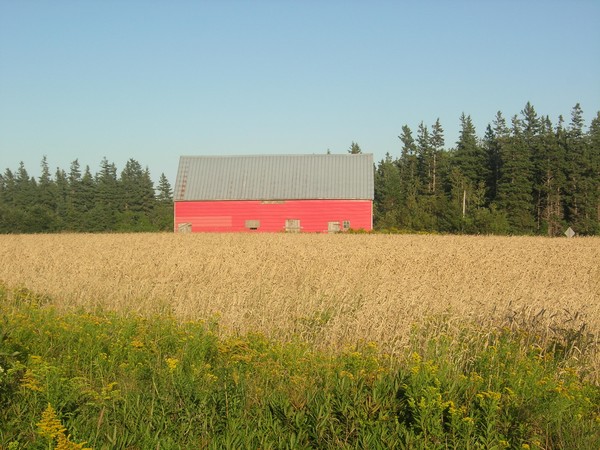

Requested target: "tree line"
[
  {"left": 372, "top": 103, "right": 599, "bottom": 235},
  {"left": 0, "top": 157, "right": 173, "bottom": 233},
  {"left": 1, "top": 102, "right": 598, "bottom": 235}
]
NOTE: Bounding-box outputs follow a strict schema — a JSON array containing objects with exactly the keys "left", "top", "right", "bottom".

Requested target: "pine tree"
[
  {"left": 120, "top": 158, "right": 146, "bottom": 213},
  {"left": 0, "top": 169, "right": 17, "bottom": 232},
  {"left": 374, "top": 153, "right": 402, "bottom": 228},
  {"left": 398, "top": 125, "right": 419, "bottom": 197},
  {"left": 521, "top": 103, "right": 549, "bottom": 234},
  {"left": 1, "top": 169, "right": 15, "bottom": 206},
  {"left": 563, "top": 104, "right": 598, "bottom": 234},
  {"left": 80, "top": 166, "right": 96, "bottom": 211},
  {"left": 149, "top": 173, "right": 172, "bottom": 231},
  {"left": 141, "top": 167, "right": 156, "bottom": 213},
  {"left": 454, "top": 113, "right": 487, "bottom": 186},
  {"left": 588, "top": 112, "right": 600, "bottom": 231},
  {"left": 66, "top": 159, "right": 84, "bottom": 228},
  {"left": 348, "top": 142, "right": 362, "bottom": 154},
  {"left": 429, "top": 118, "right": 445, "bottom": 195},
  {"left": 416, "top": 122, "right": 433, "bottom": 194},
  {"left": 532, "top": 116, "right": 567, "bottom": 236},
  {"left": 92, "top": 157, "right": 119, "bottom": 230},
  {"left": 157, "top": 173, "right": 173, "bottom": 203},
  {"left": 497, "top": 116, "right": 535, "bottom": 233},
  {"left": 450, "top": 114, "right": 488, "bottom": 224},
  {"left": 484, "top": 112, "right": 509, "bottom": 205},
  {"left": 36, "top": 156, "right": 58, "bottom": 231},
  {"left": 117, "top": 159, "right": 156, "bottom": 231},
  {"left": 398, "top": 126, "right": 421, "bottom": 229},
  {"left": 53, "top": 168, "right": 69, "bottom": 230},
  {"left": 14, "top": 162, "right": 37, "bottom": 208},
  {"left": 38, "top": 156, "right": 54, "bottom": 205}
]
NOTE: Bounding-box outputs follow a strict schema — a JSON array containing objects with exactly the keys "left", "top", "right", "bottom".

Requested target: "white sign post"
[{"left": 564, "top": 227, "right": 575, "bottom": 238}]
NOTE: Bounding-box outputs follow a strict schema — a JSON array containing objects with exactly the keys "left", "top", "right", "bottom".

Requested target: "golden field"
[{"left": 2, "top": 233, "right": 599, "bottom": 358}]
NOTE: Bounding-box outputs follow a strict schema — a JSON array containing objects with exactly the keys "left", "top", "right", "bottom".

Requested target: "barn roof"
[{"left": 175, "top": 154, "right": 374, "bottom": 201}]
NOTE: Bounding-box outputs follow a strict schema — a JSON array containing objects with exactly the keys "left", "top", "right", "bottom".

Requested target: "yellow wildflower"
[
  {"left": 37, "top": 403, "right": 66, "bottom": 440},
  {"left": 469, "top": 372, "right": 484, "bottom": 383},
  {"left": 205, "top": 373, "right": 218, "bottom": 383},
  {"left": 165, "top": 357, "right": 179, "bottom": 371},
  {"left": 37, "top": 404, "right": 92, "bottom": 450},
  {"left": 130, "top": 339, "right": 144, "bottom": 349},
  {"left": 56, "top": 433, "right": 92, "bottom": 450},
  {"left": 21, "top": 368, "right": 44, "bottom": 392},
  {"left": 339, "top": 370, "right": 354, "bottom": 380}
]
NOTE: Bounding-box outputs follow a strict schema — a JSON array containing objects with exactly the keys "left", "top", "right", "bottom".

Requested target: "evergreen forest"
[
  {"left": 1, "top": 102, "right": 598, "bottom": 235},
  {"left": 373, "top": 103, "right": 599, "bottom": 236},
  {"left": 0, "top": 157, "right": 174, "bottom": 233}
]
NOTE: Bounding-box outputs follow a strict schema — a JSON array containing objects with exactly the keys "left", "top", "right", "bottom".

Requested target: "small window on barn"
[
  {"left": 245, "top": 220, "right": 260, "bottom": 230},
  {"left": 285, "top": 219, "right": 301, "bottom": 232},
  {"left": 328, "top": 221, "right": 341, "bottom": 233},
  {"left": 343, "top": 220, "right": 351, "bottom": 231}
]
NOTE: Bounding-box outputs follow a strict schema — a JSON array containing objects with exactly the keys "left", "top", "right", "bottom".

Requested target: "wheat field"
[{"left": 1, "top": 233, "right": 599, "bottom": 356}]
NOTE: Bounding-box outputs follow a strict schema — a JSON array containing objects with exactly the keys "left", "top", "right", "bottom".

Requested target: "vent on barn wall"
[{"left": 178, "top": 223, "right": 192, "bottom": 233}]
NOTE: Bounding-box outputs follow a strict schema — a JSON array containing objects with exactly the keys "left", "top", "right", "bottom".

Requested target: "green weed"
[{"left": 1, "top": 284, "right": 598, "bottom": 449}]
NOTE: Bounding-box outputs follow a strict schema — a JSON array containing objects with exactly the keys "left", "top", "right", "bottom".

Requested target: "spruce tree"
[
  {"left": 152, "top": 173, "right": 174, "bottom": 231},
  {"left": 451, "top": 114, "right": 488, "bottom": 225},
  {"left": 53, "top": 168, "right": 69, "bottom": 230},
  {"left": 398, "top": 125, "right": 421, "bottom": 229},
  {"left": 497, "top": 116, "right": 535, "bottom": 233},
  {"left": 429, "top": 118, "right": 445, "bottom": 195},
  {"left": 374, "top": 153, "right": 402, "bottom": 228},
  {"left": 36, "top": 156, "right": 58, "bottom": 231},
  {"left": 454, "top": 113, "right": 487, "bottom": 186},
  {"left": 416, "top": 122, "right": 432, "bottom": 194},
  {"left": 14, "top": 162, "right": 37, "bottom": 208},
  {"left": 564, "top": 104, "right": 598, "bottom": 234},
  {"left": 588, "top": 112, "right": 600, "bottom": 232},
  {"left": 1, "top": 169, "right": 15, "bottom": 206},
  {"left": 348, "top": 142, "right": 362, "bottom": 154},
  {"left": 67, "top": 159, "right": 84, "bottom": 228},
  {"left": 92, "top": 158, "right": 119, "bottom": 230},
  {"left": 157, "top": 173, "right": 173, "bottom": 203}
]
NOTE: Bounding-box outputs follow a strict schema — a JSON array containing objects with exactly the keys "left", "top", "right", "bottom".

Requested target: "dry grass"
[{"left": 1, "top": 233, "right": 599, "bottom": 360}]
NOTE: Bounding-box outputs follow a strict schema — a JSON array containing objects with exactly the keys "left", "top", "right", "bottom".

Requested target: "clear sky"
[{"left": 1, "top": 0, "right": 599, "bottom": 186}]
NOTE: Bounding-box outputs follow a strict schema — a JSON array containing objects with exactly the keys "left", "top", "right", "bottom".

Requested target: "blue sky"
[{"left": 1, "top": 1, "right": 599, "bottom": 186}]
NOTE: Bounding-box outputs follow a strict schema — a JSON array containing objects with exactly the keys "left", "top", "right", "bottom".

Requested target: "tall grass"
[
  {"left": 1, "top": 285, "right": 599, "bottom": 449},
  {"left": 1, "top": 233, "right": 599, "bottom": 447},
  {"left": 0, "top": 233, "right": 598, "bottom": 370}
]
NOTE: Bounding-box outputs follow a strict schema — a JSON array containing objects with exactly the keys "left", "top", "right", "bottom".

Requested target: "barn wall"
[{"left": 174, "top": 200, "right": 372, "bottom": 232}]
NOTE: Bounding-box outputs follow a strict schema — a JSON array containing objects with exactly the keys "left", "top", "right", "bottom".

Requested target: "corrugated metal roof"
[{"left": 175, "top": 154, "right": 374, "bottom": 201}]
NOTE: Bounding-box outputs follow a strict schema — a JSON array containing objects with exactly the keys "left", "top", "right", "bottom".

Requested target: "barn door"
[{"left": 285, "top": 219, "right": 301, "bottom": 232}]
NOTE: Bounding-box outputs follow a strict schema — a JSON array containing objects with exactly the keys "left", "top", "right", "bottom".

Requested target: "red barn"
[{"left": 173, "top": 154, "right": 374, "bottom": 233}]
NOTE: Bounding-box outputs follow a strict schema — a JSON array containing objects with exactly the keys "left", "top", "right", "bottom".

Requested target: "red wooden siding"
[{"left": 175, "top": 199, "right": 372, "bottom": 232}]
